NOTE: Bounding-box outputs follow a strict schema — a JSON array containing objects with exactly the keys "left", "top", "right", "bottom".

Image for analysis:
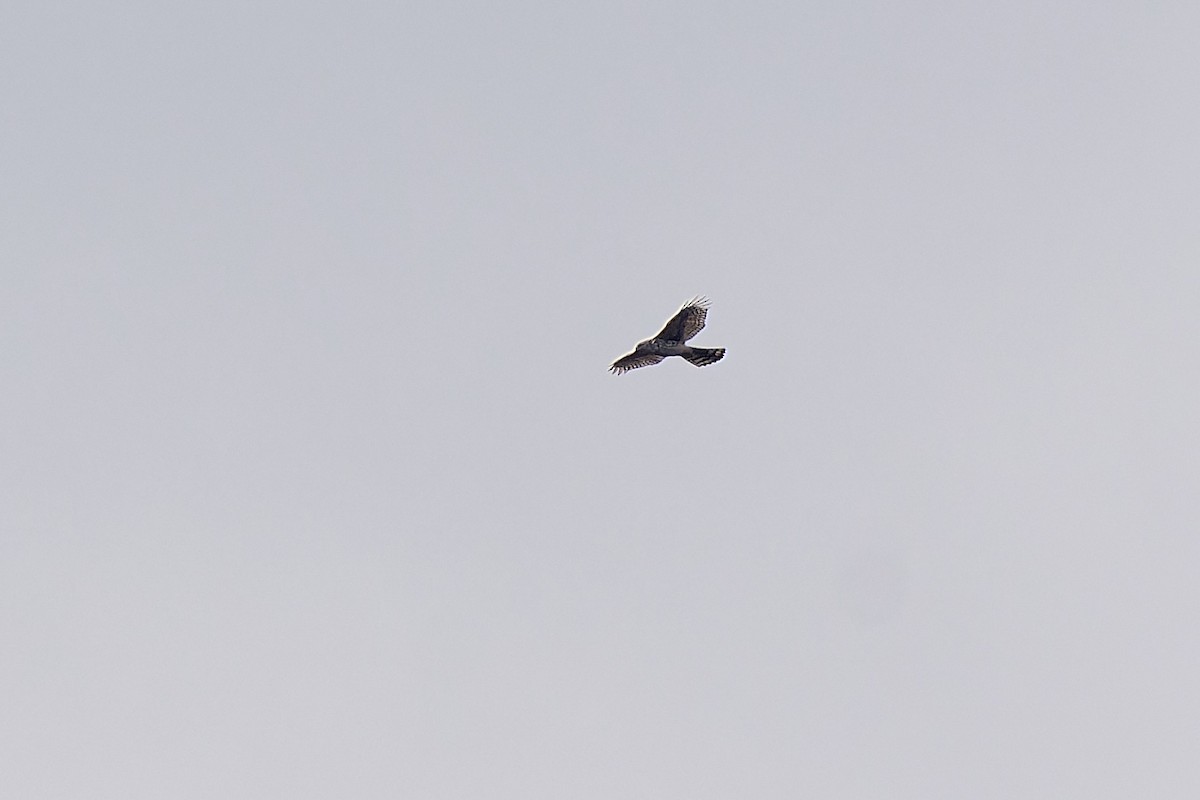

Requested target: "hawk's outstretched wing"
[
  {"left": 609, "top": 352, "right": 665, "bottom": 375},
  {"left": 653, "top": 296, "right": 709, "bottom": 342}
]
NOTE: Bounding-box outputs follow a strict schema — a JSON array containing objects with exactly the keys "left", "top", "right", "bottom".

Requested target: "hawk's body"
[{"left": 610, "top": 297, "right": 726, "bottom": 375}]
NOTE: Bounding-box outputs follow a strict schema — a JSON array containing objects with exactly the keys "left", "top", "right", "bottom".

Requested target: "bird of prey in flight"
[{"left": 610, "top": 296, "right": 726, "bottom": 375}]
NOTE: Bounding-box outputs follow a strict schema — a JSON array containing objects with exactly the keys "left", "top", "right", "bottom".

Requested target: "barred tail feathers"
[{"left": 682, "top": 347, "right": 725, "bottom": 368}]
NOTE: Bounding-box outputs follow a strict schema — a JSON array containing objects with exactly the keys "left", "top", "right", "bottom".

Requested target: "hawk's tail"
[{"left": 683, "top": 347, "right": 725, "bottom": 368}]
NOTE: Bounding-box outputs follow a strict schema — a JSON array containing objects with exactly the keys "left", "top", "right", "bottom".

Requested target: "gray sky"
[{"left": 4, "top": 1, "right": 1199, "bottom": 797}]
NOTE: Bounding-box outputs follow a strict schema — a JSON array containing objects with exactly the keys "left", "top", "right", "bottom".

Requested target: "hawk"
[{"left": 610, "top": 296, "right": 726, "bottom": 375}]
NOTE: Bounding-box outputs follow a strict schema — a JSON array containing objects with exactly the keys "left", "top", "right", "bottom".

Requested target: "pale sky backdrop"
[{"left": 4, "top": 2, "right": 1199, "bottom": 797}]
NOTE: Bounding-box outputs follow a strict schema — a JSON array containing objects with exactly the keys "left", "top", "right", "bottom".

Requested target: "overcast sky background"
[{"left": 4, "top": 2, "right": 1199, "bottom": 797}]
